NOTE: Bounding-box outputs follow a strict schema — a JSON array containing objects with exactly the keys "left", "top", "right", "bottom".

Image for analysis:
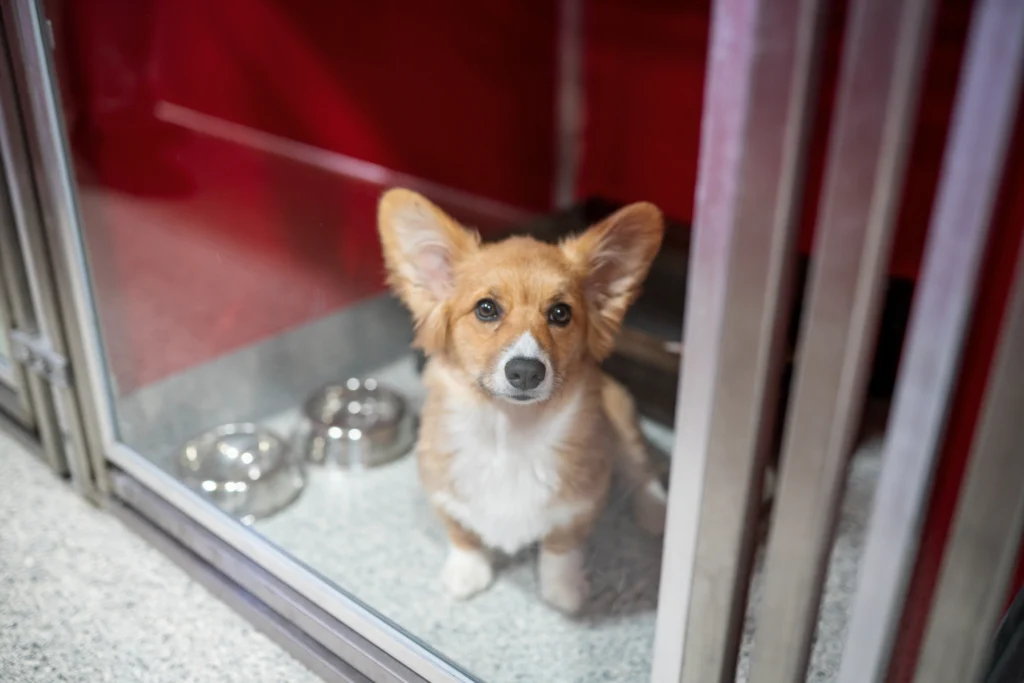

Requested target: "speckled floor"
[
  {"left": 0, "top": 430, "right": 320, "bottom": 683},
  {"left": 251, "top": 355, "right": 882, "bottom": 683},
  {"left": 7, "top": 348, "right": 882, "bottom": 683}
]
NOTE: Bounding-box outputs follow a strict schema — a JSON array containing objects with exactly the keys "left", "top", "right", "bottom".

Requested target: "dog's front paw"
[
  {"left": 442, "top": 546, "right": 493, "bottom": 599},
  {"left": 539, "top": 547, "right": 588, "bottom": 614},
  {"left": 634, "top": 479, "right": 668, "bottom": 535}
]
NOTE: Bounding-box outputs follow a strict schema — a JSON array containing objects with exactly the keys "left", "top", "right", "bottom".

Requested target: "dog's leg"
[
  {"left": 437, "top": 510, "right": 493, "bottom": 600},
  {"left": 539, "top": 516, "right": 597, "bottom": 615},
  {"left": 602, "top": 375, "right": 668, "bottom": 534}
]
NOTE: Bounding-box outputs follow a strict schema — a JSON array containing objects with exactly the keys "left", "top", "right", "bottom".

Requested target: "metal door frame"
[
  {"left": 0, "top": 165, "right": 37, "bottom": 428},
  {"left": 0, "top": 11, "right": 72, "bottom": 474}
]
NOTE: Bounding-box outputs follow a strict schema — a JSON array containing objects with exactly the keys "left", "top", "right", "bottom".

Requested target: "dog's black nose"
[{"left": 504, "top": 357, "right": 546, "bottom": 391}]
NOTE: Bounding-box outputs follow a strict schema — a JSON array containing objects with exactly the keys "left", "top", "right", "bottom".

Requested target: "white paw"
[
  {"left": 441, "top": 546, "right": 493, "bottom": 599},
  {"left": 539, "top": 547, "right": 588, "bottom": 614},
  {"left": 634, "top": 479, "right": 668, "bottom": 535}
]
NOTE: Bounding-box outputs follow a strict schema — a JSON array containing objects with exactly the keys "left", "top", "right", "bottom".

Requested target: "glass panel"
[{"left": 42, "top": 1, "right": 700, "bottom": 680}]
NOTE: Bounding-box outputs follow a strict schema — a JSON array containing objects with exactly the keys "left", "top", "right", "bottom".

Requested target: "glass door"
[{"left": 7, "top": 0, "right": 699, "bottom": 680}]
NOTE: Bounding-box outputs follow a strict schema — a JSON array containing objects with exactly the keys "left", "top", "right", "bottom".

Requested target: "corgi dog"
[{"left": 377, "top": 189, "right": 669, "bottom": 614}]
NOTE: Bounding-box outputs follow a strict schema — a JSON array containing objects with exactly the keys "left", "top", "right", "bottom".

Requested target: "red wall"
[
  {"left": 578, "top": 0, "right": 709, "bottom": 250},
  {"left": 47, "top": 0, "right": 978, "bottom": 387},
  {"left": 58, "top": 0, "right": 558, "bottom": 210},
  {"left": 48, "top": 0, "right": 557, "bottom": 392},
  {"left": 579, "top": 0, "right": 971, "bottom": 279}
]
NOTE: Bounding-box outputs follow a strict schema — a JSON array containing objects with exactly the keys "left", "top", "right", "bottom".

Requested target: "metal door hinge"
[{"left": 10, "top": 329, "right": 69, "bottom": 388}]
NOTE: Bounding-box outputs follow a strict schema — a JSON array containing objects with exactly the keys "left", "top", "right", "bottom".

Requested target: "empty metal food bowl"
[
  {"left": 302, "top": 378, "right": 414, "bottom": 468},
  {"left": 177, "top": 423, "right": 305, "bottom": 524}
]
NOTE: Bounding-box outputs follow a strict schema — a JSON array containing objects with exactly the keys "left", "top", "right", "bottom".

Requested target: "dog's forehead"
[{"left": 463, "top": 238, "right": 575, "bottom": 300}]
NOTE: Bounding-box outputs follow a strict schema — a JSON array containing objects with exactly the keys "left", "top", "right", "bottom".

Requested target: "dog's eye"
[
  {"left": 548, "top": 303, "right": 572, "bottom": 327},
  {"left": 474, "top": 298, "right": 501, "bottom": 321}
]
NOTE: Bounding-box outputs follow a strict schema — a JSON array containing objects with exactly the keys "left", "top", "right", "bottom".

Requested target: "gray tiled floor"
[{"left": 0, "top": 430, "right": 320, "bottom": 683}]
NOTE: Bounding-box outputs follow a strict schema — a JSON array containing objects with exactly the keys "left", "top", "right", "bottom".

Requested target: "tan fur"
[{"left": 378, "top": 188, "right": 667, "bottom": 613}]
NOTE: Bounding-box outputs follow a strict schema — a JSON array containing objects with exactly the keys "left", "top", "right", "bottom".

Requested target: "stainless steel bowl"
[
  {"left": 177, "top": 423, "right": 305, "bottom": 524},
  {"left": 302, "top": 378, "right": 414, "bottom": 468}
]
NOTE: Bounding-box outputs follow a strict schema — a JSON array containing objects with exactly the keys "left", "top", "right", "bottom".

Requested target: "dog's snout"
[{"left": 505, "top": 357, "right": 546, "bottom": 391}]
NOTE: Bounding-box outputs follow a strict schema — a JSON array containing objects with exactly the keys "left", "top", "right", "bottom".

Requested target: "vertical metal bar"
[
  {"left": 0, "top": 185, "right": 38, "bottom": 429},
  {"left": 650, "top": 0, "right": 828, "bottom": 680},
  {"left": 0, "top": 129, "right": 37, "bottom": 425},
  {"left": 912, "top": 230, "right": 1024, "bottom": 683},
  {"left": 553, "top": 0, "right": 583, "bottom": 209},
  {"left": 747, "top": 0, "right": 937, "bottom": 681},
  {"left": 6, "top": 0, "right": 116, "bottom": 496},
  {"left": 0, "top": 24, "right": 68, "bottom": 474},
  {"left": 836, "top": 1, "right": 1024, "bottom": 681}
]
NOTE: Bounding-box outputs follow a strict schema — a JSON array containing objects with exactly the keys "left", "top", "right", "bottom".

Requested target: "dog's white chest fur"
[{"left": 432, "top": 388, "right": 590, "bottom": 554}]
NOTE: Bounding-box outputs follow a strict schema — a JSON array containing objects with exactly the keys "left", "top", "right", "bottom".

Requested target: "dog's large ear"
[
  {"left": 378, "top": 188, "right": 480, "bottom": 353},
  {"left": 562, "top": 202, "right": 664, "bottom": 360}
]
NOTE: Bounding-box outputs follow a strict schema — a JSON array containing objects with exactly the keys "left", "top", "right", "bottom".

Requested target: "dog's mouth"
[
  {"left": 493, "top": 389, "right": 547, "bottom": 405},
  {"left": 498, "top": 393, "right": 546, "bottom": 406},
  {"left": 477, "top": 379, "right": 550, "bottom": 406}
]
